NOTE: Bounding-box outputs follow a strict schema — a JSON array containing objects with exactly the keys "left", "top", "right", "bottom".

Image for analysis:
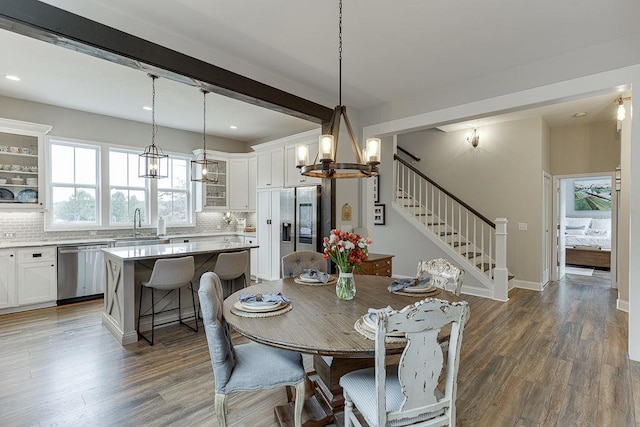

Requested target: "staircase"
[{"left": 393, "top": 154, "right": 510, "bottom": 300}]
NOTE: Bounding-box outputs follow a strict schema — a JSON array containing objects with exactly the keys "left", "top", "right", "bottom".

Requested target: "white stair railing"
[{"left": 394, "top": 154, "right": 509, "bottom": 299}]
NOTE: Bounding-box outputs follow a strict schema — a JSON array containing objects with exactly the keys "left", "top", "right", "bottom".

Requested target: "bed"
[{"left": 564, "top": 217, "right": 611, "bottom": 269}]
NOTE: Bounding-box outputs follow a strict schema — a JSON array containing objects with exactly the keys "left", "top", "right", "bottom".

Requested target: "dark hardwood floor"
[{"left": 0, "top": 273, "right": 637, "bottom": 426}]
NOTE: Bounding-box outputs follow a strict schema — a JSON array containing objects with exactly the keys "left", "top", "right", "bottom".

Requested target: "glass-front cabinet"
[
  {"left": 193, "top": 149, "right": 228, "bottom": 211},
  {"left": 0, "top": 118, "right": 52, "bottom": 210}
]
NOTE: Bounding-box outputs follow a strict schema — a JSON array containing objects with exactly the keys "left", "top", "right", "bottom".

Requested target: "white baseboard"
[
  {"left": 511, "top": 279, "right": 543, "bottom": 292},
  {"left": 460, "top": 285, "right": 505, "bottom": 301},
  {"left": 617, "top": 299, "right": 629, "bottom": 313}
]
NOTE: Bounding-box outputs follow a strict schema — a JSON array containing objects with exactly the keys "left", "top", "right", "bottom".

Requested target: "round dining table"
[{"left": 223, "top": 274, "right": 463, "bottom": 426}]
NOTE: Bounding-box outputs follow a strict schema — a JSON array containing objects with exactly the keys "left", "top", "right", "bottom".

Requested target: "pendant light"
[
  {"left": 297, "top": 0, "right": 381, "bottom": 179},
  {"left": 139, "top": 74, "right": 168, "bottom": 178},
  {"left": 191, "top": 89, "right": 219, "bottom": 183}
]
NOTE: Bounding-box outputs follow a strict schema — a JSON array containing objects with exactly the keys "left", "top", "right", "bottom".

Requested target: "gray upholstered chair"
[
  {"left": 417, "top": 258, "right": 465, "bottom": 296},
  {"left": 198, "top": 272, "right": 306, "bottom": 427},
  {"left": 137, "top": 255, "right": 197, "bottom": 345},
  {"left": 214, "top": 250, "right": 249, "bottom": 297},
  {"left": 281, "top": 251, "right": 327, "bottom": 278},
  {"left": 340, "top": 298, "right": 469, "bottom": 427}
]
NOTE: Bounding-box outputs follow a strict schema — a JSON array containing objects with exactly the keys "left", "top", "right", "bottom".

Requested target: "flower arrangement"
[{"left": 323, "top": 229, "right": 372, "bottom": 273}]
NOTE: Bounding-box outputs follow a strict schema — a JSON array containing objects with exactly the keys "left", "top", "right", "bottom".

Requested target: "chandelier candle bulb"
[
  {"left": 366, "top": 138, "right": 381, "bottom": 163},
  {"left": 296, "top": 145, "right": 308, "bottom": 166},
  {"left": 320, "top": 135, "right": 334, "bottom": 160}
]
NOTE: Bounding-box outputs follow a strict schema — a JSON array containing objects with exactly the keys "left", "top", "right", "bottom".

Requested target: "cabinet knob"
[{"left": 10, "top": 254, "right": 13, "bottom": 257}]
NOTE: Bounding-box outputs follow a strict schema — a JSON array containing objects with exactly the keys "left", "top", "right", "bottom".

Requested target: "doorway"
[{"left": 552, "top": 173, "right": 616, "bottom": 288}]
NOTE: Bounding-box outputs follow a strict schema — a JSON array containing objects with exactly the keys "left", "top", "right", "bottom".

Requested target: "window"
[
  {"left": 109, "top": 149, "right": 149, "bottom": 226},
  {"left": 158, "top": 156, "right": 192, "bottom": 224},
  {"left": 49, "top": 139, "right": 99, "bottom": 227},
  {"left": 46, "top": 138, "right": 194, "bottom": 230}
]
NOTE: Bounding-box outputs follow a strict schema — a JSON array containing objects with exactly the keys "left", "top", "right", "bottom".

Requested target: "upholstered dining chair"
[
  {"left": 137, "top": 256, "right": 197, "bottom": 345},
  {"left": 198, "top": 272, "right": 306, "bottom": 427},
  {"left": 214, "top": 250, "right": 249, "bottom": 298},
  {"left": 281, "top": 250, "right": 327, "bottom": 278},
  {"left": 417, "top": 258, "right": 465, "bottom": 296},
  {"left": 340, "top": 298, "right": 469, "bottom": 427}
]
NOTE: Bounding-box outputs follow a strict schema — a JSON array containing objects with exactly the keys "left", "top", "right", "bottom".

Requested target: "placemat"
[
  {"left": 230, "top": 303, "right": 293, "bottom": 318},
  {"left": 293, "top": 275, "right": 337, "bottom": 286},
  {"left": 353, "top": 317, "right": 407, "bottom": 344},
  {"left": 392, "top": 287, "right": 441, "bottom": 297}
]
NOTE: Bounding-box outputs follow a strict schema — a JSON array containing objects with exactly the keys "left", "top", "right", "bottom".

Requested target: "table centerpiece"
[{"left": 323, "top": 229, "right": 371, "bottom": 300}]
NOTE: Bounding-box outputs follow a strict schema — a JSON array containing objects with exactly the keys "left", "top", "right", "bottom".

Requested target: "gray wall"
[{"left": 0, "top": 95, "right": 250, "bottom": 155}]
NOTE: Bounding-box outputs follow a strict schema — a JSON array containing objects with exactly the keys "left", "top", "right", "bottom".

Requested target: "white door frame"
[
  {"left": 542, "top": 172, "right": 552, "bottom": 286},
  {"left": 551, "top": 172, "right": 617, "bottom": 288}
]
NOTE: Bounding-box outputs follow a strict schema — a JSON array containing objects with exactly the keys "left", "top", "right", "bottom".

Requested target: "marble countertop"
[
  {"left": 0, "top": 231, "right": 257, "bottom": 249},
  {"left": 102, "top": 241, "right": 259, "bottom": 261}
]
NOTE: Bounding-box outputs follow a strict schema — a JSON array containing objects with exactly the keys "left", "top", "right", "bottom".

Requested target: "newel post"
[{"left": 493, "top": 218, "right": 509, "bottom": 301}]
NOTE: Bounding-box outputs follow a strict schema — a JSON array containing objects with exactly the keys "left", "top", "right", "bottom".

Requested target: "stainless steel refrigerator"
[{"left": 280, "top": 186, "right": 321, "bottom": 259}]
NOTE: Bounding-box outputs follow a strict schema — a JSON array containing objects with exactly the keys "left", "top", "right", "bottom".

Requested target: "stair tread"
[
  {"left": 439, "top": 231, "right": 457, "bottom": 236},
  {"left": 451, "top": 241, "right": 469, "bottom": 247},
  {"left": 477, "top": 262, "right": 496, "bottom": 272},
  {"left": 463, "top": 252, "right": 482, "bottom": 258}
]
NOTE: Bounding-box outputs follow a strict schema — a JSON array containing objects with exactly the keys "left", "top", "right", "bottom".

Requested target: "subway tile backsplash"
[{"left": 0, "top": 211, "right": 257, "bottom": 242}]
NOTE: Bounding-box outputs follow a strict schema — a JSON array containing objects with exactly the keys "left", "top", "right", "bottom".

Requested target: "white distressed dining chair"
[
  {"left": 198, "top": 272, "right": 306, "bottom": 427},
  {"left": 417, "top": 258, "right": 465, "bottom": 296},
  {"left": 340, "top": 298, "right": 469, "bottom": 427},
  {"left": 281, "top": 250, "right": 327, "bottom": 278}
]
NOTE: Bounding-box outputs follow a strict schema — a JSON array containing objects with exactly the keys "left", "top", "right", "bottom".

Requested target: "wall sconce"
[{"left": 467, "top": 128, "right": 480, "bottom": 148}]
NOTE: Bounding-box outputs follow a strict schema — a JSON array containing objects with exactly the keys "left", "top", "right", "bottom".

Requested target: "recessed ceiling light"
[
  {"left": 572, "top": 112, "right": 587, "bottom": 118},
  {"left": 229, "top": 125, "right": 238, "bottom": 130},
  {"left": 5, "top": 75, "right": 20, "bottom": 81},
  {"left": 143, "top": 106, "right": 152, "bottom": 111}
]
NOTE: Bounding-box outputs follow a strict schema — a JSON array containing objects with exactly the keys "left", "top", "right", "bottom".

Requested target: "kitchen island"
[{"left": 102, "top": 241, "right": 258, "bottom": 345}]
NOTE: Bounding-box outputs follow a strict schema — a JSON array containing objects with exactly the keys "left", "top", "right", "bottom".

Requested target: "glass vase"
[{"left": 336, "top": 267, "right": 356, "bottom": 300}]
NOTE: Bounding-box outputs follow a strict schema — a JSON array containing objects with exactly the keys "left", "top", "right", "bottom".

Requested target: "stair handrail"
[
  {"left": 394, "top": 154, "right": 495, "bottom": 229},
  {"left": 397, "top": 146, "right": 421, "bottom": 162}
]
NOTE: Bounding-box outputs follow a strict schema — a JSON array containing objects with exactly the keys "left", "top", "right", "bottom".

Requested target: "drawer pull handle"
[{"left": 32, "top": 253, "right": 42, "bottom": 258}]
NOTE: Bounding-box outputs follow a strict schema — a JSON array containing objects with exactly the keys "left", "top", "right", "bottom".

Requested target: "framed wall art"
[
  {"left": 374, "top": 204, "right": 385, "bottom": 225},
  {"left": 372, "top": 174, "right": 380, "bottom": 203}
]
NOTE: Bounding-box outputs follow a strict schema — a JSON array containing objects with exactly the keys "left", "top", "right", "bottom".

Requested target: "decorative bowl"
[
  {"left": 11, "top": 164, "right": 21, "bottom": 171},
  {"left": 10, "top": 177, "right": 25, "bottom": 185}
]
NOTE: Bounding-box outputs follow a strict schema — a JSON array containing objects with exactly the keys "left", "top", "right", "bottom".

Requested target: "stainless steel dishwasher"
[{"left": 57, "top": 242, "right": 110, "bottom": 304}]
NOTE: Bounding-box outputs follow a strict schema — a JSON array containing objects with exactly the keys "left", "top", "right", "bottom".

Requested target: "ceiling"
[{"left": 1, "top": 0, "right": 638, "bottom": 141}]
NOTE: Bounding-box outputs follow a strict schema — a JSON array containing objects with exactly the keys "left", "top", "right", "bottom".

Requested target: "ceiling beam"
[{"left": 0, "top": 0, "right": 334, "bottom": 124}]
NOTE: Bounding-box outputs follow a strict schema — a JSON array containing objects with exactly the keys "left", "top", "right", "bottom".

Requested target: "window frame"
[
  {"left": 44, "top": 136, "right": 195, "bottom": 231},
  {"left": 45, "top": 136, "right": 101, "bottom": 230},
  {"left": 156, "top": 155, "right": 193, "bottom": 226}
]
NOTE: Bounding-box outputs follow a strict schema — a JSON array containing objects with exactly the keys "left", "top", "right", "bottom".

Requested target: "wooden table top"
[{"left": 223, "top": 275, "right": 462, "bottom": 358}]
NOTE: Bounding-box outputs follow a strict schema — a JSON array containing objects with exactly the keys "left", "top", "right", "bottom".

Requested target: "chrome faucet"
[{"left": 133, "top": 208, "right": 142, "bottom": 237}]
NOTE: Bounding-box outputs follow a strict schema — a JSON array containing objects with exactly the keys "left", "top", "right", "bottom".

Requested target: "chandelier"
[
  {"left": 191, "top": 89, "right": 219, "bottom": 183},
  {"left": 139, "top": 74, "right": 168, "bottom": 179},
  {"left": 297, "top": 0, "right": 381, "bottom": 179}
]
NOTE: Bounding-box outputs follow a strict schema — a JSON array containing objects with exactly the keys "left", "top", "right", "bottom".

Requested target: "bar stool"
[
  {"left": 213, "top": 250, "right": 249, "bottom": 298},
  {"left": 137, "top": 255, "right": 197, "bottom": 345}
]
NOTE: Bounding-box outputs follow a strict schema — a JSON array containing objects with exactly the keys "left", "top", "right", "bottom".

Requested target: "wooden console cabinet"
[
  {"left": 356, "top": 253, "right": 393, "bottom": 277},
  {"left": 566, "top": 247, "right": 611, "bottom": 269}
]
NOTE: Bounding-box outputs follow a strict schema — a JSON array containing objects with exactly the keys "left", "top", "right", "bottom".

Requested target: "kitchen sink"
[{"left": 113, "top": 237, "right": 171, "bottom": 247}]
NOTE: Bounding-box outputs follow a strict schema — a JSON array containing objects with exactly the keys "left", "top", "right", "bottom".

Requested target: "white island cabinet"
[{"left": 101, "top": 240, "right": 258, "bottom": 345}]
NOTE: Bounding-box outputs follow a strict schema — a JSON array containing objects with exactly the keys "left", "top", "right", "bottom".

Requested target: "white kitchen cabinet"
[
  {"left": 193, "top": 149, "right": 228, "bottom": 211},
  {"left": 0, "top": 250, "right": 16, "bottom": 309},
  {"left": 0, "top": 118, "right": 52, "bottom": 211},
  {"left": 248, "top": 156, "right": 256, "bottom": 210},
  {"left": 256, "top": 188, "right": 281, "bottom": 280},
  {"left": 284, "top": 141, "right": 322, "bottom": 187},
  {"left": 244, "top": 235, "right": 258, "bottom": 280},
  {"left": 229, "top": 158, "right": 249, "bottom": 210},
  {"left": 256, "top": 147, "right": 283, "bottom": 189},
  {"left": 17, "top": 247, "right": 57, "bottom": 305}
]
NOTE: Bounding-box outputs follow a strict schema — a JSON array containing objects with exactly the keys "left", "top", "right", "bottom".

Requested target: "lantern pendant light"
[
  {"left": 190, "top": 89, "right": 219, "bottom": 183},
  {"left": 139, "top": 74, "right": 168, "bottom": 179}
]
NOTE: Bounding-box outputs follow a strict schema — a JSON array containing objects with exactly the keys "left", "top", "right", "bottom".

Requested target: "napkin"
[
  {"left": 367, "top": 305, "right": 393, "bottom": 316},
  {"left": 388, "top": 275, "right": 431, "bottom": 293},
  {"left": 303, "top": 268, "right": 329, "bottom": 283},
  {"left": 238, "top": 292, "right": 291, "bottom": 304}
]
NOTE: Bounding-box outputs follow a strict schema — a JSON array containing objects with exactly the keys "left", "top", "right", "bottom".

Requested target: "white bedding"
[{"left": 565, "top": 235, "right": 611, "bottom": 250}]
